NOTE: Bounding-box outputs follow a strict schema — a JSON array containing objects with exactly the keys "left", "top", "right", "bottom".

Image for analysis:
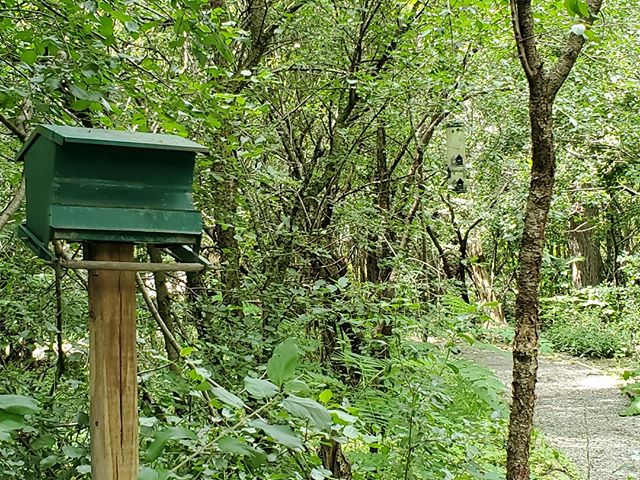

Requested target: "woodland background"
[{"left": 1, "top": 0, "right": 639, "bottom": 478}]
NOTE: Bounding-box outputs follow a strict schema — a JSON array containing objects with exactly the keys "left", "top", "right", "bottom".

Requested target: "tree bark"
[
  {"left": 568, "top": 206, "right": 604, "bottom": 287},
  {"left": 469, "top": 236, "right": 505, "bottom": 324},
  {"left": 507, "top": 0, "right": 603, "bottom": 478},
  {"left": 0, "top": 175, "right": 25, "bottom": 232},
  {"left": 507, "top": 90, "right": 554, "bottom": 479}
]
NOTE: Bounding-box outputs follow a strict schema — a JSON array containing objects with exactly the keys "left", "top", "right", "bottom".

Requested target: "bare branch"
[
  {"left": 509, "top": 0, "right": 543, "bottom": 82},
  {"left": 0, "top": 175, "right": 25, "bottom": 231},
  {"left": 0, "top": 112, "right": 27, "bottom": 142}
]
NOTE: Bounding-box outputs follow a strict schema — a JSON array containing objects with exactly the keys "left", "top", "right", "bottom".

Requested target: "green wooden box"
[{"left": 16, "top": 125, "right": 208, "bottom": 260}]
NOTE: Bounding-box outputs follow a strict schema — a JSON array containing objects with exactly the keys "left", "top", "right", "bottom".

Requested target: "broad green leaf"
[
  {"left": 146, "top": 427, "right": 196, "bottom": 462},
  {"left": 577, "top": 0, "right": 590, "bottom": 18},
  {"left": 250, "top": 419, "right": 302, "bottom": 449},
  {"left": 180, "top": 346, "right": 195, "bottom": 357},
  {"left": 284, "top": 380, "right": 311, "bottom": 397},
  {"left": 217, "top": 436, "right": 261, "bottom": 457},
  {"left": 62, "top": 444, "right": 85, "bottom": 459},
  {"left": 267, "top": 338, "right": 299, "bottom": 386},
  {"left": 20, "top": 49, "right": 37, "bottom": 65},
  {"left": 620, "top": 397, "right": 640, "bottom": 417},
  {"left": 564, "top": 0, "right": 580, "bottom": 16},
  {"left": 211, "top": 386, "right": 244, "bottom": 409},
  {"left": 0, "top": 411, "right": 28, "bottom": 431},
  {"left": 311, "top": 467, "right": 333, "bottom": 480},
  {"left": 244, "top": 377, "right": 278, "bottom": 399},
  {"left": 40, "top": 455, "right": 59, "bottom": 467},
  {"left": 139, "top": 466, "right": 159, "bottom": 480},
  {"left": 31, "top": 435, "right": 56, "bottom": 450},
  {"left": 282, "top": 395, "right": 332, "bottom": 430},
  {"left": 0, "top": 395, "right": 39, "bottom": 415}
]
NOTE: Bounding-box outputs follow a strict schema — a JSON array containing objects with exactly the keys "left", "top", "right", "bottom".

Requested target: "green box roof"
[{"left": 16, "top": 124, "right": 208, "bottom": 162}]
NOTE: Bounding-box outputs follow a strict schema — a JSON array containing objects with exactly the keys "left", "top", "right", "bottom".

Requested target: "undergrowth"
[
  {"left": 0, "top": 286, "right": 579, "bottom": 479},
  {"left": 541, "top": 286, "right": 639, "bottom": 359}
]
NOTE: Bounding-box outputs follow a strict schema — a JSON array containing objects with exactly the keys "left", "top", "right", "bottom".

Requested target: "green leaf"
[
  {"left": 318, "top": 389, "right": 333, "bottom": 404},
  {"left": 204, "top": 33, "right": 234, "bottom": 63},
  {"left": 336, "top": 276, "right": 348, "bottom": 289},
  {"left": 577, "top": 0, "right": 590, "bottom": 18},
  {"left": 584, "top": 29, "right": 599, "bottom": 42},
  {"left": 218, "top": 436, "right": 258, "bottom": 456},
  {"left": 211, "top": 386, "right": 244, "bottom": 409},
  {"left": 20, "top": 49, "right": 37, "bottom": 65},
  {"left": 250, "top": 419, "right": 303, "bottom": 449},
  {"left": 311, "top": 467, "right": 333, "bottom": 479},
  {"left": 284, "top": 380, "right": 311, "bottom": 397},
  {"left": 0, "top": 411, "right": 28, "bottom": 431},
  {"left": 62, "top": 444, "right": 85, "bottom": 459},
  {"left": 139, "top": 466, "right": 159, "bottom": 480},
  {"left": 40, "top": 455, "right": 59, "bottom": 467},
  {"left": 564, "top": 0, "right": 580, "bottom": 16},
  {"left": 76, "top": 465, "right": 91, "bottom": 474},
  {"left": 267, "top": 338, "right": 299, "bottom": 386},
  {"left": 282, "top": 395, "right": 332, "bottom": 430},
  {"left": 145, "top": 427, "right": 196, "bottom": 462},
  {"left": 620, "top": 397, "right": 640, "bottom": 417},
  {"left": 0, "top": 395, "right": 39, "bottom": 415},
  {"left": 31, "top": 435, "right": 56, "bottom": 450},
  {"left": 244, "top": 377, "right": 278, "bottom": 399},
  {"left": 179, "top": 346, "right": 195, "bottom": 357}
]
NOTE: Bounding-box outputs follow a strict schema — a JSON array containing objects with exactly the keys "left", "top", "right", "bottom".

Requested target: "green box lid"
[{"left": 16, "top": 124, "right": 208, "bottom": 162}]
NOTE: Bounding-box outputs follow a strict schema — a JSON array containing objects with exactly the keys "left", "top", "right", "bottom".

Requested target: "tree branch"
[
  {"left": 0, "top": 112, "right": 27, "bottom": 142},
  {"left": 548, "top": 0, "right": 603, "bottom": 96},
  {"left": 0, "top": 175, "right": 25, "bottom": 231},
  {"left": 509, "top": 0, "right": 542, "bottom": 82}
]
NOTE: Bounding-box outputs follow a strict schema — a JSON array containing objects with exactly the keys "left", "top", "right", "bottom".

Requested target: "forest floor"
[{"left": 463, "top": 344, "right": 640, "bottom": 480}]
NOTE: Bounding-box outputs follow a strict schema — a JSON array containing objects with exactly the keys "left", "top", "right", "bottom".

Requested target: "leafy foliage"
[{"left": 1, "top": 0, "right": 639, "bottom": 477}]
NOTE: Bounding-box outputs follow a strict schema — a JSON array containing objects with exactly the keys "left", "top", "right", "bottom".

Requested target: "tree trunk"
[
  {"left": 507, "top": 90, "right": 554, "bottom": 480},
  {"left": 569, "top": 206, "right": 604, "bottom": 287},
  {"left": 366, "top": 124, "right": 393, "bottom": 284},
  {"left": 469, "top": 236, "right": 505, "bottom": 324},
  {"left": 506, "top": 0, "right": 602, "bottom": 476}
]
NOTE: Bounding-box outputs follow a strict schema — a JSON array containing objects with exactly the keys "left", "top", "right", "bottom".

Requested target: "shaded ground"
[{"left": 464, "top": 344, "right": 640, "bottom": 480}]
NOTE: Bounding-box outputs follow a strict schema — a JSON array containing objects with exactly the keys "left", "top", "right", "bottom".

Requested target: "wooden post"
[{"left": 87, "top": 242, "right": 138, "bottom": 479}]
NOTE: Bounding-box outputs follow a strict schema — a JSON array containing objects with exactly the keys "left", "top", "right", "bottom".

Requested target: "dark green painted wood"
[
  {"left": 16, "top": 125, "right": 208, "bottom": 161},
  {"left": 18, "top": 125, "right": 206, "bottom": 258}
]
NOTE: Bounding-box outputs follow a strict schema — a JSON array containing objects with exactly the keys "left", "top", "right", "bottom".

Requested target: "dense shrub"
[
  {"left": 541, "top": 287, "right": 638, "bottom": 358},
  {"left": 544, "top": 313, "right": 631, "bottom": 358}
]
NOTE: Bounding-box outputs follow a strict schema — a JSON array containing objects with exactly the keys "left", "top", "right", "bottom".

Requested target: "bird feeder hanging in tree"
[{"left": 446, "top": 120, "right": 466, "bottom": 193}]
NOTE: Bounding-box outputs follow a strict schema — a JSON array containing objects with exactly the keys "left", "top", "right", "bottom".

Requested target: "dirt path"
[{"left": 464, "top": 344, "right": 640, "bottom": 480}]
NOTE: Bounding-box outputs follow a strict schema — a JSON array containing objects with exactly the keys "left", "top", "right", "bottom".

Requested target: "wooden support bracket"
[{"left": 58, "top": 259, "right": 205, "bottom": 272}]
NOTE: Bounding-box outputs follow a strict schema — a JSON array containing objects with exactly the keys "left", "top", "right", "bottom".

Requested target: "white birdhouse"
[{"left": 446, "top": 121, "right": 466, "bottom": 193}]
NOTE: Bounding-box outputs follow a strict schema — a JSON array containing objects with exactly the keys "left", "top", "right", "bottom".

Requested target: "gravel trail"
[{"left": 464, "top": 345, "right": 640, "bottom": 480}]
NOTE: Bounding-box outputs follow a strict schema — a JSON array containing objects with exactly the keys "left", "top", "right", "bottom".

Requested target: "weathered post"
[{"left": 87, "top": 242, "right": 138, "bottom": 478}]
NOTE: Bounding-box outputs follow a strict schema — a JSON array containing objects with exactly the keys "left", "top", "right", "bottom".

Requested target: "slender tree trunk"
[
  {"left": 508, "top": 91, "right": 554, "bottom": 479},
  {"left": 507, "top": 0, "right": 603, "bottom": 477}
]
